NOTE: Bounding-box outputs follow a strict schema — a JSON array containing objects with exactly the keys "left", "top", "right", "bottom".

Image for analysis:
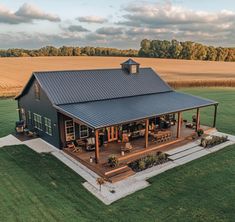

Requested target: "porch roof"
[{"left": 55, "top": 91, "right": 217, "bottom": 129}]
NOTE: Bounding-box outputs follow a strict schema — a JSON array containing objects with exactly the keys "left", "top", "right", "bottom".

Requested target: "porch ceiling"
[{"left": 55, "top": 91, "right": 217, "bottom": 129}]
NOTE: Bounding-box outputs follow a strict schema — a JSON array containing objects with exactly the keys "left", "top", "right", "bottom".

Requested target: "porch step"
[
  {"left": 169, "top": 146, "right": 204, "bottom": 160},
  {"left": 106, "top": 166, "right": 135, "bottom": 183}
]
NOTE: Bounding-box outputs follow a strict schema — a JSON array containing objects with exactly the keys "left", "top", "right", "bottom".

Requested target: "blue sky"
[{"left": 1, "top": 0, "right": 235, "bottom": 48}]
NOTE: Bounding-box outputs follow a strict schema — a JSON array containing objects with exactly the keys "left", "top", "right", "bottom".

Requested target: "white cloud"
[
  {"left": 77, "top": 16, "right": 108, "bottom": 24},
  {"left": 0, "top": 3, "right": 60, "bottom": 24}
]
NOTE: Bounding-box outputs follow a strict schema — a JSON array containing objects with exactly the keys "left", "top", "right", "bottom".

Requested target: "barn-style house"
[{"left": 15, "top": 59, "right": 218, "bottom": 181}]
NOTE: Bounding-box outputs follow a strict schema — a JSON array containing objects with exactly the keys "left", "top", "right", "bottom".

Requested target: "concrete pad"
[
  {"left": 0, "top": 134, "right": 22, "bottom": 148},
  {"left": 23, "top": 138, "right": 55, "bottom": 153},
  {"left": 169, "top": 146, "right": 204, "bottom": 160},
  {"left": 165, "top": 141, "right": 200, "bottom": 156},
  {"left": 173, "top": 149, "right": 209, "bottom": 165}
]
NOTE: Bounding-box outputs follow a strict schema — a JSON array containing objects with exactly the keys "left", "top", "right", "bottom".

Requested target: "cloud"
[
  {"left": 96, "top": 26, "right": 124, "bottom": 35},
  {"left": 77, "top": 16, "right": 108, "bottom": 24},
  {"left": 0, "top": 3, "right": 60, "bottom": 24},
  {"left": 67, "top": 25, "right": 90, "bottom": 32}
]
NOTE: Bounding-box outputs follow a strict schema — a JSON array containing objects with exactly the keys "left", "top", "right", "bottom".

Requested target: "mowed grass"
[
  {"left": 0, "top": 88, "right": 235, "bottom": 221},
  {"left": 0, "top": 99, "right": 17, "bottom": 137}
]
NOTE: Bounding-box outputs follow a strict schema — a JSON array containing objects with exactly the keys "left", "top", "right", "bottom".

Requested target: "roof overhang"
[{"left": 54, "top": 91, "right": 218, "bottom": 129}]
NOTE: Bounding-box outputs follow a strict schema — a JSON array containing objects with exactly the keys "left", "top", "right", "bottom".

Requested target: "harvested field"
[{"left": 0, "top": 56, "right": 235, "bottom": 97}]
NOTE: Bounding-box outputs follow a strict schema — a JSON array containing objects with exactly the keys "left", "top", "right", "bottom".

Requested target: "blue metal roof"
[
  {"left": 55, "top": 91, "right": 217, "bottom": 129},
  {"left": 33, "top": 68, "right": 172, "bottom": 105}
]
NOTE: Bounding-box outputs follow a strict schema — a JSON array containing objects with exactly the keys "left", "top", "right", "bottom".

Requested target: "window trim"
[
  {"left": 80, "top": 124, "right": 89, "bottom": 138},
  {"left": 44, "top": 117, "right": 52, "bottom": 136},
  {"left": 33, "top": 113, "right": 42, "bottom": 131},
  {"left": 65, "top": 120, "right": 75, "bottom": 141}
]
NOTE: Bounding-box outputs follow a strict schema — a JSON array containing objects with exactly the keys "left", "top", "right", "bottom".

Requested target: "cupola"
[{"left": 121, "top": 58, "right": 140, "bottom": 74}]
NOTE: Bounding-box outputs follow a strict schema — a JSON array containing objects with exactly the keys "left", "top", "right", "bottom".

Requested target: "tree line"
[
  {"left": 1, "top": 40, "right": 235, "bottom": 62},
  {"left": 0, "top": 46, "right": 138, "bottom": 57},
  {"left": 139, "top": 39, "right": 235, "bottom": 61}
]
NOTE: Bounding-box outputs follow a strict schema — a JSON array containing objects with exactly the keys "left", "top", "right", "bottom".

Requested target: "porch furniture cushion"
[
  {"left": 121, "top": 142, "right": 133, "bottom": 152},
  {"left": 122, "top": 133, "right": 129, "bottom": 143}
]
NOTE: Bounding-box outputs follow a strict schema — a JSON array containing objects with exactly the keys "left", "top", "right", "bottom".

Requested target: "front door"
[{"left": 107, "top": 126, "right": 118, "bottom": 142}]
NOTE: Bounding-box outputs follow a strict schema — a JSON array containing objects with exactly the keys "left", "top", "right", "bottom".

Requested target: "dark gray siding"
[{"left": 18, "top": 78, "right": 60, "bottom": 148}]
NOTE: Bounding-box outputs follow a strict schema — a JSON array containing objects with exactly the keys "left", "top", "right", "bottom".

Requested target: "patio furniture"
[
  {"left": 122, "top": 133, "right": 130, "bottom": 143},
  {"left": 121, "top": 142, "right": 133, "bottom": 152},
  {"left": 66, "top": 141, "right": 81, "bottom": 153},
  {"left": 86, "top": 137, "right": 96, "bottom": 151},
  {"left": 151, "top": 130, "right": 172, "bottom": 143},
  {"left": 15, "top": 120, "right": 24, "bottom": 133}
]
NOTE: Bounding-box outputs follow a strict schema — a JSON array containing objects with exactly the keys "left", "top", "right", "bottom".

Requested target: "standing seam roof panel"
[
  {"left": 56, "top": 91, "right": 217, "bottom": 129},
  {"left": 34, "top": 68, "right": 172, "bottom": 105}
]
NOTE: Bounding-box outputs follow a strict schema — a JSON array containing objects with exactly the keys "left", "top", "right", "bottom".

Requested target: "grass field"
[
  {"left": 0, "top": 88, "right": 235, "bottom": 222},
  {"left": 1, "top": 56, "right": 235, "bottom": 97}
]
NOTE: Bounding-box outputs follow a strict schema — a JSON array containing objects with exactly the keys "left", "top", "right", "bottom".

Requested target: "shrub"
[
  {"left": 201, "top": 135, "right": 228, "bottom": 148},
  {"left": 108, "top": 155, "right": 119, "bottom": 168},
  {"left": 138, "top": 159, "right": 146, "bottom": 170},
  {"left": 128, "top": 152, "right": 168, "bottom": 172}
]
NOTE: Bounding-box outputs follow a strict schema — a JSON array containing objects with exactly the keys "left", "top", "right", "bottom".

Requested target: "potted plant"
[
  {"left": 197, "top": 128, "right": 204, "bottom": 137},
  {"left": 96, "top": 177, "right": 105, "bottom": 191},
  {"left": 108, "top": 155, "right": 119, "bottom": 167}
]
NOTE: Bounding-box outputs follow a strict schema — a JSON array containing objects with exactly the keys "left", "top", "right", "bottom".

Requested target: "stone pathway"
[{"left": 0, "top": 130, "right": 234, "bottom": 205}]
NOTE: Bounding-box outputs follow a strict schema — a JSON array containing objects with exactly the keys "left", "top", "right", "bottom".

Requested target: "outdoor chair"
[
  {"left": 86, "top": 137, "right": 96, "bottom": 151},
  {"left": 66, "top": 141, "right": 81, "bottom": 153},
  {"left": 121, "top": 142, "right": 133, "bottom": 152}
]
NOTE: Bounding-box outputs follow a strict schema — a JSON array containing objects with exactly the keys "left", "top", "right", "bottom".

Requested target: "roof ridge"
[{"left": 34, "top": 67, "right": 151, "bottom": 74}]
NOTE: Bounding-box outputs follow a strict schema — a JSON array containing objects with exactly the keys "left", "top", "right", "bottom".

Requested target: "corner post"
[
  {"left": 195, "top": 108, "right": 200, "bottom": 131},
  {"left": 145, "top": 119, "right": 149, "bottom": 148},
  {"left": 177, "top": 112, "right": 182, "bottom": 138},
  {"left": 213, "top": 104, "right": 218, "bottom": 128},
  {"left": 95, "top": 129, "right": 99, "bottom": 163}
]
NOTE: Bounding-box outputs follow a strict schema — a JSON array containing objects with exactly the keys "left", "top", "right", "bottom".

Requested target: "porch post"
[
  {"left": 213, "top": 104, "right": 218, "bottom": 128},
  {"left": 145, "top": 119, "right": 149, "bottom": 148},
  {"left": 195, "top": 108, "right": 200, "bottom": 131},
  {"left": 95, "top": 129, "right": 99, "bottom": 164},
  {"left": 177, "top": 112, "right": 182, "bottom": 138}
]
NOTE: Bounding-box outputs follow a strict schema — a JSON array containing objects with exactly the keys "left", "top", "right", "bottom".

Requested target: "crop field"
[{"left": 1, "top": 56, "right": 235, "bottom": 97}]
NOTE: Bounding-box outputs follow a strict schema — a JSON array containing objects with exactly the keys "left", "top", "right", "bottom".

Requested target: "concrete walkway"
[{"left": 0, "top": 130, "right": 234, "bottom": 205}]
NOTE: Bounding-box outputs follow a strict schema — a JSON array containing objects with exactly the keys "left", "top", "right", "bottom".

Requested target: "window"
[
  {"left": 44, "top": 117, "right": 52, "bottom": 136},
  {"left": 65, "top": 120, "right": 75, "bottom": 141},
  {"left": 130, "top": 65, "right": 137, "bottom": 74},
  {"left": 80, "top": 125, "right": 89, "bottom": 138},
  {"left": 34, "top": 83, "right": 40, "bottom": 100},
  {"left": 33, "top": 113, "right": 42, "bottom": 130}
]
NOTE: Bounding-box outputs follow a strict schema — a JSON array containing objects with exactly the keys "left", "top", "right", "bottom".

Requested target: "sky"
[{"left": 1, "top": 0, "right": 235, "bottom": 49}]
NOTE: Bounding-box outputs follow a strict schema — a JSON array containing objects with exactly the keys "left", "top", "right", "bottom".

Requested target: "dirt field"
[{"left": 0, "top": 56, "right": 235, "bottom": 97}]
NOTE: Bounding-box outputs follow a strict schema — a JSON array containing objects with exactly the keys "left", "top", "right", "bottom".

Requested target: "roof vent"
[{"left": 121, "top": 58, "right": 140, "bottom": 74}]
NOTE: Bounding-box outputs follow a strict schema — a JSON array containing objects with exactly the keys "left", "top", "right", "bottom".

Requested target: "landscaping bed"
[
  {"left": 128, "top": 152, "right": 169, "bottom": 172},
  {"left": 200, "top": 135, "right": 229, "bottom": 148}
]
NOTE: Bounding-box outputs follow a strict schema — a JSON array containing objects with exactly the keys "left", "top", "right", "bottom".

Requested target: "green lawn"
[
  {"left": 0, "top": 98, "right": 17, "bottom": 138},
  {"left": 0, "top": 88, "right": 235, "bottom": 222}
]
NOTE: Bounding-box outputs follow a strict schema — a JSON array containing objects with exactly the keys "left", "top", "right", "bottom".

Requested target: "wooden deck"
[{"left": 64, "top": 125, "right": 211, "bottom": 181}]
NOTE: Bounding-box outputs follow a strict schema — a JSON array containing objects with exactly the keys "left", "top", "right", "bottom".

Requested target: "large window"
[
  {"left": 34, "top": 83, "right": 40, "bottom": 100},
  {"left": 80, "top": 125, "right": 89, "bottom": 138},
  {"left": 44, "top": 117, "right": 52, "bottom": 136},
  {"left": 33, "top": 113, "right": 42, "bottom": 130},
  {"left": 65, "top": 120, "right": 75, "bottom": 141}
]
